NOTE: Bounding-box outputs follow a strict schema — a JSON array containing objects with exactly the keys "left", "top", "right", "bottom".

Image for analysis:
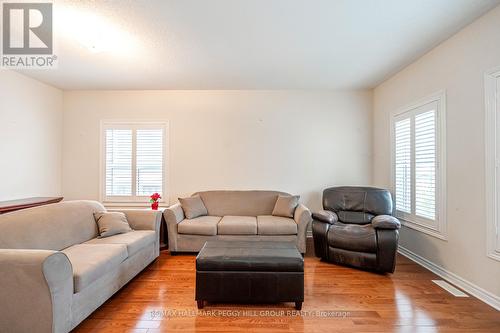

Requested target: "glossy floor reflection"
[{"left": 73, "top": 246, "right": 500, "bottom": 333}]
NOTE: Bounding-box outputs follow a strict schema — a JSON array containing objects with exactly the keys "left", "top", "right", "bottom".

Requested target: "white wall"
[
  {"left": 0, "top": 71, "right": 63, "bottom": 201},
  {"left": 373, "top": 6, "right": 500, "bottom": 301},
  {"left": 62, "top": 90, "right": 372, "bottom": 210}
]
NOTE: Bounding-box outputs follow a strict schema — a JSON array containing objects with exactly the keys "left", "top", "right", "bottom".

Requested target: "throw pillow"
[
  {"left": 178, "top": 195, "right": 208, "bottom": 219},
  {"left": 94, "top": 212, "right": 132, "bottom": 238},
  {"left": 272, "top": 195, "right": 300, "bottom": 218}
]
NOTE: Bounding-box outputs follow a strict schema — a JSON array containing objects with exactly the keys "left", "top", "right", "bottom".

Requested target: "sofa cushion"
[
  {"left": 272, "top": 195, "right": 300, "bottom": 218},
  {"left": 195, "top": 190, "right": 290, "bottom": 216},
  {"left": 257, "top": 216, "right": 297, "bottom": 235},
  {"left": 0, "top": 200, "right": 103, "bottom": 251},
  {"left": 217, "top": 216, "right": 257, "bottom": 235},
  {"left": 327, "top": 222, "right": 377, "bottom": 253},
  {"left": 84, "top": 230, "right": 156, "bottom": 257},
  {"left": 178, "top": 216, "right": 222, "bottom": 236},
  {"left": 93, "top": 212, "right": 132, "bottom": 238},
  {"left": 62, "top": 244, "right": 128, "bottom": 293},
  {"left": 178, "top": 195, "right": 208, "bottom": 219}
]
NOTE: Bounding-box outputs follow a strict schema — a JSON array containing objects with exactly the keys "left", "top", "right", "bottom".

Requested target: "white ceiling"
[{"left": 18, "top": 0, "right": 500, "bottom": 90}]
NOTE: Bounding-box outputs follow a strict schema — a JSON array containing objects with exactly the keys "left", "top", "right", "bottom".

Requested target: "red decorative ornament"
[{"left": 149, "top": 192, "right": 161, "bottom": 210}]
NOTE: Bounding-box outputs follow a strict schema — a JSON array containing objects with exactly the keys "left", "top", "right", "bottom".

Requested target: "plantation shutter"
[
  {"left": 395, "top": 118, "right": 412, "bottom": 214},
  {"left": 415, "top": 108, "right": 437, "bottom": 220},
  {"left": 392, "top": 94, "right": 444, "bottom": 236},
  {"left": 393, "top": 100, "right": 440, "bottom": 226},
  {"left": 136, "top": 129, "right": 163, "bottom": 196},
  {"left": 103, "top": 123, "right": 166, "bottom": 202},
  {"left": 105, "top": 129, "right": 133, "bottom": 196}
]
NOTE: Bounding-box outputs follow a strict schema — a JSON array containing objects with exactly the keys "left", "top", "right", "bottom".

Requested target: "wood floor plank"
[{"left": 72, "top": 241, "right": 500, "bottom": 333}]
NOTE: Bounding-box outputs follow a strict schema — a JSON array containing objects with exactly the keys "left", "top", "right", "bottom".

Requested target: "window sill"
[
  {"left": 103, "top": 201, "right": 169, "bottom": 210},
  {"left": 400, "top": 218, "right": 448, "bottom": 241},
  {"left": 487, "top": 250, "right": 500, "bottom": 262}
]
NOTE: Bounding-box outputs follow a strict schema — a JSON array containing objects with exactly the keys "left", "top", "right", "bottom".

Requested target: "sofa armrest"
[
  {"left": 0, "top": 249, "right": 73, "bottom": 333},
  {"left": 312, "top": 210, "right": 338, "bottom": 224},
  {"left": 163, "top": 203, "right": 185, "bottom": 252},
  {"left": 371, "top": 215, "right": 401, "bottom": 230},
  {"left": 294, "top": 204, "right": 312, "bottom": 253},
  {"left": 113, "top": 209, "right": 162, "bottom": 232},
  {"left": 164, "top": 203, "right": 185, "bottom": 225},
  {"left": 112, "top": 209, "right": 163, "bottom": 256}
]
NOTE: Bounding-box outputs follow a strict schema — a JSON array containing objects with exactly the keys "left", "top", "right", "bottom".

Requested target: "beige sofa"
[
  {"left": 0, "top": 200, "right": 162, "bottom": 333},
  {"left": 164, "top": 190, "right": 312, "bottom": 253}
]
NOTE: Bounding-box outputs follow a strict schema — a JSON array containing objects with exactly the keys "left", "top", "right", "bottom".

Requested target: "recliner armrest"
[
  {"left": 312, "top": 210, "right": 338, "bottom": 224},
  {"left": 372, "top": 215, "right": 401, "bottom": 230}
]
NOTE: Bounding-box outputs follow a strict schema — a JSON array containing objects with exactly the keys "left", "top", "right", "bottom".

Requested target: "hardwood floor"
[{"left": 73, "top": 244, "right": 500, "bottom": 333}]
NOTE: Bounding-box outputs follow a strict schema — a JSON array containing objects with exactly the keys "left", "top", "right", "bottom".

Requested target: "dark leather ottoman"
[{"left": 195, "top": 241, "right": 304, "bottom": 309}]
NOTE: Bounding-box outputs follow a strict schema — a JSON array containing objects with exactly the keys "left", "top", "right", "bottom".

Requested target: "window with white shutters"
[
  {"left": 392, "top": 93, "right": 446, "bottom": 239},
  {"left": 101, "top": 122, "right": 167, "bottom": 203}
]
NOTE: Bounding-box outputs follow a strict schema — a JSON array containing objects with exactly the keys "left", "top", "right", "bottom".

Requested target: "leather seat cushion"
[
  {"left": 196, "top": 241, "right": 303, "bottom": 272},
  {"left": 178, "top": 216, "right": 222, "bottom": 236},
  {"left": 257, "top": 215, "right": 297, "bottom": 235},
  {"left": 84, "top": 230, "right": 156, "bottom": 257},
  {"left": 327, "top": 222, "right": 377, "bottom": 253},
  {"left": 337, "top": 211, "right": 374, "bottom": 224},
  {"left": 217, "top": 216, "right": 257, "bottom": 235},
  {"left": 62, "top": 244, "right": 128, "bottom": 293}
]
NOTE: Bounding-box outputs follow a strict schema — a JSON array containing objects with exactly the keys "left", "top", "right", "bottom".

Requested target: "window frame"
[
  {"left": 485, "top": 66, "right": 500, "bottom": 262},
  {"left": 99, "top": 120, "right": 169, "bottom": 206},
  {"left": 390, "top": 91, "right": 447, "bottom": 240}
]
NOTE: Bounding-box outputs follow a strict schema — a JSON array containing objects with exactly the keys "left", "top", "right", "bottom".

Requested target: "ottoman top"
[{"left": 196, "top": 241, "right": 304, "bottom": 272}]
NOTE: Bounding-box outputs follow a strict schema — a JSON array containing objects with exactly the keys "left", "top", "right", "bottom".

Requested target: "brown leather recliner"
[{"left": 312, "top": 186, "right": 401, "bottom": 273}]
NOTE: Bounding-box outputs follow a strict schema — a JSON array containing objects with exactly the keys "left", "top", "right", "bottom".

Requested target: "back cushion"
[
  {"left": 323, "top": 187, "right": 393, "bottom": 216},
  {"left": 0, "top": 200, "right": 104, "bottom": 250},
  {"left": 195, "top": 190, "right": 290, "bottom": 216},
  {"left": 337, "top": 211, "right": 375, "bottom": 225}
]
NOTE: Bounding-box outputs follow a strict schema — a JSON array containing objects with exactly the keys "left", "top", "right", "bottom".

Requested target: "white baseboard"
[{"left": 398, "top": 246, "right": 500, "bottom": 311}]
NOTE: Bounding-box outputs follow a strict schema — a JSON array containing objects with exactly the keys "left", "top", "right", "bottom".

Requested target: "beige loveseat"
[
  {"left": 0, "top": 200, "right": 162, "bottom": 333},
  {"left": 164, "top": 190, "right": 312, "bottom": 253}
]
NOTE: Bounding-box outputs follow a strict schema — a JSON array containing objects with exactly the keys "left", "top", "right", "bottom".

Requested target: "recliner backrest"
[{"left": 323, "top": 186, "right": 393, "bottom": 224}]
